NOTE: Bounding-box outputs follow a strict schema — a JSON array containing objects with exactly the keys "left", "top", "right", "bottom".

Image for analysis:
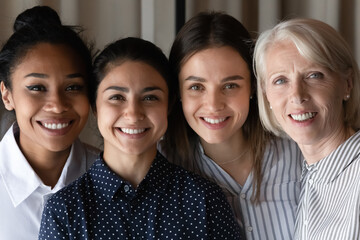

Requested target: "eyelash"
[
  {"left": 273, "top": 78, "right": 286, "bottom": 85},
  {"left": 143, "top": 95, "right": 159, "bottom": 101},
  {"left": 26, "top": 84, "right": 85, "bottom": 92},
  {"left": 65, "top": 84, "right": 84, "bottom": 91},
  {"left": 223, "top": 83, "right": 239, "bottom": 90},
  {"left": 189, "top": 85, "right": 204, "bottom": 91},
  {"left": 108, "top": 95, "right": 159, "bottom": 102},
  {"left": 109, "top": 95, "right": 125, "bottom": 101},
  {"left": 308, "top": 72, "right": 324, "bottom": 79},
  {"left": 188, "top": 83, "right": 239, "bottom": 91},
  {"left": 26, "top": 85, "right": 46, "bottom": 91}
]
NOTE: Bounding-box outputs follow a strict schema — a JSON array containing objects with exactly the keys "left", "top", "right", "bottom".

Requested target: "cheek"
[
  {"left": 96, "top": 104, "right": 117, "bottom": 129},
  {"left": 150, "top": 107, "right": 168, "bottom": 135}
]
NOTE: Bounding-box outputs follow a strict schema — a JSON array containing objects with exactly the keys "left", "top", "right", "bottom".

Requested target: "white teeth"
[
  {"left": 291, "top": 112, "right": 315, "bottom": 121},
  {"left": 44, "top": 122, "right": 69, "bottom": 130},
  {"left": 121, "top": 128, "right": 146, "bottom": 134},
  {"left": 203, "top": 117, "right": 226, "bottom": 124}
]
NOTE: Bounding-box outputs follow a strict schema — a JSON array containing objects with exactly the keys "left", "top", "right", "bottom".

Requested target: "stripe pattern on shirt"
[
  {"left": 294, "top": 130, "right": 360, "bottom": 240},
  {"left": 183, "top": 137, "right": 302, "bottom": 240}
]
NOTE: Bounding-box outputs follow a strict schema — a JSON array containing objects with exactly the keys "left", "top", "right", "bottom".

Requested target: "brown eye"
[{"left": 26, "top": 85, "right": 46, "bottom": 91}]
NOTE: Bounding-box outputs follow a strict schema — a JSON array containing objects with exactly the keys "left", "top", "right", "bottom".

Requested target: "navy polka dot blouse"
[{"left": 39, "top": 152, "right": 243, "bottom": 239}]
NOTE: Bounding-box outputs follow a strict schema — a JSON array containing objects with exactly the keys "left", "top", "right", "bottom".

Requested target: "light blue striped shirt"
[
  {"left": 172, "top": 137, "right": 302, "bottom": 240},
  {"left": 294, "top": 130, "right": 360, "bottom": 240}
]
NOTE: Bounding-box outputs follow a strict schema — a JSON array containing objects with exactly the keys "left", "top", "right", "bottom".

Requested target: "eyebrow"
[
  {"left": 24, "top": 73, "right": 85, "bottom": 79},
  {"left": 184, "top": 75, "right": 244, "bottom": 82},
  {"left": 104, "top": 86, "right": 164, "bottom": 93}
]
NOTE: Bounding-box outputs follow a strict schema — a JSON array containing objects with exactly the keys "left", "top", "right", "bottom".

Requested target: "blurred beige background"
[{"left": 1, "top": 0, "right": 359, "bottom": 149}]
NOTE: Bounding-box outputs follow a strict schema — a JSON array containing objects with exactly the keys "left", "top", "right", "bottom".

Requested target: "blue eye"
[
  {"left": 26, "top": 85, "right": 46, "bottom": 91},
  {"left": 274, "top": 78, "right": 286, "bottom": 85},
  {"left": 308, "top": 72, "right": 324, "bottom": 79}
]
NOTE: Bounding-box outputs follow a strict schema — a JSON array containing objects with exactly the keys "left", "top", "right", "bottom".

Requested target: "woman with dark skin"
[{"left": 0, "top": 6, "right": 97, "bottom": 239}]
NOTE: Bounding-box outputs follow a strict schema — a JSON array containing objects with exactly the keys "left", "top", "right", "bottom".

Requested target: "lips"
[{"left": 290, "top": 112, "right": 316, "bottom": 121}]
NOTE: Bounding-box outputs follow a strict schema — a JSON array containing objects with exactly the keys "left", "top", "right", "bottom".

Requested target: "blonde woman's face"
[{"left": 264, "top": 41, "right": 352, "bottom": 147}]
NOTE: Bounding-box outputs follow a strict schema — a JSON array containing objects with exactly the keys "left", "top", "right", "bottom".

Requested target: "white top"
[
  {"left": 170, "top": 137, "right": 302, "bottom": 240},
  {"left": 294, "top": 130, "right": 360, "bottom": 240},
  {"left": 0, "top": 123, "right": 98, "bottom": 240}
]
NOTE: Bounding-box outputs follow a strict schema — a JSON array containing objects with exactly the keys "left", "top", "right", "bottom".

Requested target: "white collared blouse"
[
  {"left": 294, "top": 130, "right": 360, "bottom": 240},
  {"left": 0, "top": 123, "right": 98, "bottom": 239}
]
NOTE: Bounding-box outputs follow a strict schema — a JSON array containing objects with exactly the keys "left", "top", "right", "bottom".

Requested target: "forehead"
[
  {"left": 180, "top": 46, "right": 250, "bottom": 76},
  {"left": 99, "top": 61, "right": 168, "bottom": 91},
  {"left": 14, "top": 43, "right": 85, "bottom": 71}
]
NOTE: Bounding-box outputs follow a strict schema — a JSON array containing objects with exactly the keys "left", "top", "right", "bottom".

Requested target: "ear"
[{"left": 1, "top": 81, "right": 15, "bottom": 111}]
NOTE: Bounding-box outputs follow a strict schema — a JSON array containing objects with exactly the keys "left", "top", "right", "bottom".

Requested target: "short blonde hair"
[{"left": 254, "top": 18, "right": 360, "bottom": 136}]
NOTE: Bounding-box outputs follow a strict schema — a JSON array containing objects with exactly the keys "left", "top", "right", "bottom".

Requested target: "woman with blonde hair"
[{"left": 254, "top": 18, "right": 360, "bottom": 239}]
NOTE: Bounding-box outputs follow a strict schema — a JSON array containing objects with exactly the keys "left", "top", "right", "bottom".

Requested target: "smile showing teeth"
[
  {"left": 121, "top": 128, "right": 146, "bottom": 134},
  {"left": 43, "top": 122, "right": 69, "bottom": 130},
  {"left": 291, "top": 112, "right": 316, "bottom": 121},
  {"left": 203, "top": 117, "right": 226, "bottom": 124}
]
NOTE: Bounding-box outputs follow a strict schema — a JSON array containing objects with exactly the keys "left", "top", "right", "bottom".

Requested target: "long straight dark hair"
[{"left": 161, "top": 11, "right": 271, "bottom": 202}]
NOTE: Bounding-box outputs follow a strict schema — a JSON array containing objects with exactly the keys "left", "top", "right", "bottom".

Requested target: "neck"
[
  {"left": 200, "top": 130, "right": 253, "bottom": 185},
  {"left": 103, "top": 143, "right": 157, "bottom": 188},
  {"left": 20, "top": 144, "right": 70, "bottom": 188},
  {"left": 299, "top": 126, "right": 355, "bottom": 165}
]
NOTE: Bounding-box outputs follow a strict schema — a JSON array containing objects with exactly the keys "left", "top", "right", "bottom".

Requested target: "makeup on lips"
[{"left": 38, "top": 119, "right": 74, "bottom": 135}]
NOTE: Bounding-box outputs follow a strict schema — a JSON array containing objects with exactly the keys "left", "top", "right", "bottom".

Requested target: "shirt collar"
[
  {"left": 0, "top": 123, "right": 83, "bottom": 207},
  {"left": 195, "top": 143, "right": 240, "bottom": 195},
  {"left": 0, "top": 124, "right": 42, "bottom": 207},
  {"left": 143, "top": 152, "right": 173, "bottom": 194},
  {"left": 303, "top": 130, "right": 360, "bottom": 183},
  {"left": 92, "top": 151, "right": 172, "bottom": 201}
]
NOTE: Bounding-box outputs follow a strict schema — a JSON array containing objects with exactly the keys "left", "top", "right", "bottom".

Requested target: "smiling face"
[
  {"left": 179, "top": 46, "right": 252, "bottom": 145},
  {"left": 264, "top": 41, "right": 352, "bottom": 147},
  {"left": 1, "top": 43, "right": 89, "bottom": 153},
  {"left": 95, "top": 61, "right": 168, "bottom": 158}
]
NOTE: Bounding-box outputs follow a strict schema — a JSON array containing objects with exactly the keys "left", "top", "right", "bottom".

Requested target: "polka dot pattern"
[{"left": 39, "top": 152, "right": 242, "bottom": 239}]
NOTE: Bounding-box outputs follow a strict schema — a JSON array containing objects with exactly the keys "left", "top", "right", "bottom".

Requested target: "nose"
[
  {"left": 290, "top": 80, "right": 308, "bottom": 104},
  {"left": 43, "top": 92, "right": 70, "bottom": 113},
  {"left": 206, "top": 89, "right": 225, "bottom": 112},
  {"left": 124, "top": 100, "right": 145, "bottom": 122}
]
